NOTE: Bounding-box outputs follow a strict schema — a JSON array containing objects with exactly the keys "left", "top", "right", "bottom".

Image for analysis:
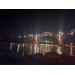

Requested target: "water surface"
[{"left": 0, "top": 42, "right": 75, "bottom": 56}]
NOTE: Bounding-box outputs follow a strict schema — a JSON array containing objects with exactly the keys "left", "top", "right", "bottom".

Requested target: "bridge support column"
[{"left": 59, "top": 41, "right": 63, "bottom": 45}]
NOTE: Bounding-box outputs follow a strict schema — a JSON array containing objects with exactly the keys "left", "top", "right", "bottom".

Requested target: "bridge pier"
[{"left": 58, "top": 41, "right": 63, "bottom": 46}]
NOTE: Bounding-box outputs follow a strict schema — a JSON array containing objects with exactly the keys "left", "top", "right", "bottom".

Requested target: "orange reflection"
[
  {"left": 35, "top": 36, "right": 37, "bottom": 41},
  {"left": 70, "top": 47, "right": 73, "bottom": 56},
  {"left": 43, "top": 44, "right": 45, "bottom": 55},
  {"left": 30, "top": 44, "right": 32, "bottom": 55},
  {"left": 47, "top": 45, "right": 51, "bottom": 52},
  {"left": 59, "top": 35, "right": 60, "bottom": 42},
  {"left": 34, "top": 44, "right": 37, "bottom": 54},
  {"left": 39, "top": 45, "right": 41, "bottom": 53}
]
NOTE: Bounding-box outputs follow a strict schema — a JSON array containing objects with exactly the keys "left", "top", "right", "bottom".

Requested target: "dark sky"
[{"left": 0, "top": 9, "right": 75, "bottom": 35}]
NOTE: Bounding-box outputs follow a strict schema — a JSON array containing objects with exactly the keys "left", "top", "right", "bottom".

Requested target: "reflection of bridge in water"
[
  {"left": 24, "top": 28, "right": 75, "bottom": 45},
  {"left": 10, "top": 42, "right": 74, "bottom": 56}
]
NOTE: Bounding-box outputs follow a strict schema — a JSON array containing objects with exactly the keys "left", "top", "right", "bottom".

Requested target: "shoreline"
[
  {"left": 0, "top": 52, "right": 75, "bottom": 65},
  {"left": 0, "top": 41, "right": 75, "bottom": 47}
]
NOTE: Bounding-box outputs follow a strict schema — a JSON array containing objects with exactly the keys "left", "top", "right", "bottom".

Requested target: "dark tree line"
[{"left": 1, "top": 27, "right": 25, "bottom": 42}]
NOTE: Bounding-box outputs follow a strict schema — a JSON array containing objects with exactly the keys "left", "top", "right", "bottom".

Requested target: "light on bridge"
[
  {"left": 59, "top": 31, "right": 61, "bottom": 34},
  {"left": 70, "top": 43, "right": 73, "bottom": 46},
  {"left": 36, "top": 34, "right": 37, "bottom": 36},
  {"left": 71, "top": 32, "right": 73, "bottom": 35},
  {"left": 36, "top": 34, "right": 40, "bottom": 36},
  {"left": 59, "top": 31, "right": 63, "bottom": 34},
  {"left": 35, "top": 36, "right": 37, "bottom": 41},
  {"left": 61, "top": 32, "right": 63, "bottom": 34},
  {"left": 58, "top": 34, "right": 60, "bottom": 42},
  {"left": 38, "top": 35, "right": 40, "bottom": 36}
]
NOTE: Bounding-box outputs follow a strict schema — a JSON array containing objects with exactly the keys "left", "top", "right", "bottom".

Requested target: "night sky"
[{"left": 0, "top": 9, "right": 75, "bottom": 35}]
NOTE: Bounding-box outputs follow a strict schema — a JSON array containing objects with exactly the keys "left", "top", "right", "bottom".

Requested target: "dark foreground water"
[{"left": 0, "top": 42, "right": 75, "bottom": 56}]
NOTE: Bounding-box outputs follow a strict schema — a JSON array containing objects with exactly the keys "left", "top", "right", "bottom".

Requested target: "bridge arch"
[
  {"left": 27, "top": 34, "right": 35, "bottom": 38},
  {"left": 40, "top": 31, "right": 58, "bottom": 44},
  {"left": 56, "top": 28, "right": 75, "bottom": 45},
  {"left": 41, "top": 31, "right": 55, "bottom": 37},
  {"left": 62, "top": 28, "right": 75, "bottom": 42}
]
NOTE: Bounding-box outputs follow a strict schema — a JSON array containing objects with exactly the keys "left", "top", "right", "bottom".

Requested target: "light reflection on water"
[
  {"left": 70, "top": 47, "right": 73, "bottom": 56},
  {"left": 1, "top": 42, "right": 75, "bottom": 56},
  {"left": 57, "top": 46, "right": 62, "bottom": 55}
]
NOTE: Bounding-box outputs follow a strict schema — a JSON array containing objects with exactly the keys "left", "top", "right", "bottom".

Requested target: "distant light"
[
  {"left": 59, "top": 31, "right": 61, "bottom": 34},
  {"left": 61, "top": 32, "right": 63, "bottom": 34},
  {"left": 38, "top": 35, "right": 40, "bottom": 36},
  {"left": 36, "top": 34, "right": 37, "bottom": 36},
  {"left": 24, "top": 35, "right": 26, "bottom": 37},
  {"left": 70, "top": 43, "right": 73, "bottom": 46},
  {"left": 46, "top": 40, "right": 47, "bottom": 42},
  {"left": 71, "top": 32, "right": 73, "bottom": 35},
  {"left": 19, "top": 36, "right": 21, "bottom": 38},
  {"left": 65, "top": 44, "right": 68, "bottom": 46}
]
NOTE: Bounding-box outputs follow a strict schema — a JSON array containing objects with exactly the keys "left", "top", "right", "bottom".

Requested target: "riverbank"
[{"left": 0, "top": 52, "right": 75, "bottom": 65}]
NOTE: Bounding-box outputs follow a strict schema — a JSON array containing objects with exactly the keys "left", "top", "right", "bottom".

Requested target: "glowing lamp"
[
  {"left": 70, "top": 43, "right": 73, "bottom": 46},
  {"left": 61, "top": 32, "right": 63, "bottom": 34},
  {"left": 19, "top": 36, "right": 21, "bottom": 38},
  {"left": 38, "top": 35, "right": 40, "bottom": 36},
  {"left": 24, "top": 35, "right": 26, "bottom": 37},
  {"left": 59, "top": 31, "right": 61, "bottom": 34}
]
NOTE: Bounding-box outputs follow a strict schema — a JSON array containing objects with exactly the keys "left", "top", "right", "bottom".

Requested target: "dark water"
[{"left": 0, "top": 42, "right": 75, "bottom": 56}]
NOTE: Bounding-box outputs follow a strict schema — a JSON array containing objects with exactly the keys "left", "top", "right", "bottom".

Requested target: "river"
[{"left": 0, "top": 42, "right": 75, "bottom": 56}]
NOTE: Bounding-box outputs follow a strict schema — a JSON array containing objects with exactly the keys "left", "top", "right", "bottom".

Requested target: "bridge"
[{"left": 23, "top": 28, "right": 75, "bottom": 45}]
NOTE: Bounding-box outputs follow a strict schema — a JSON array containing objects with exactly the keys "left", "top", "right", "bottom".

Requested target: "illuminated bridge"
[{"left": 18, "top": 28, "right": 75, "bottom": 45}]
